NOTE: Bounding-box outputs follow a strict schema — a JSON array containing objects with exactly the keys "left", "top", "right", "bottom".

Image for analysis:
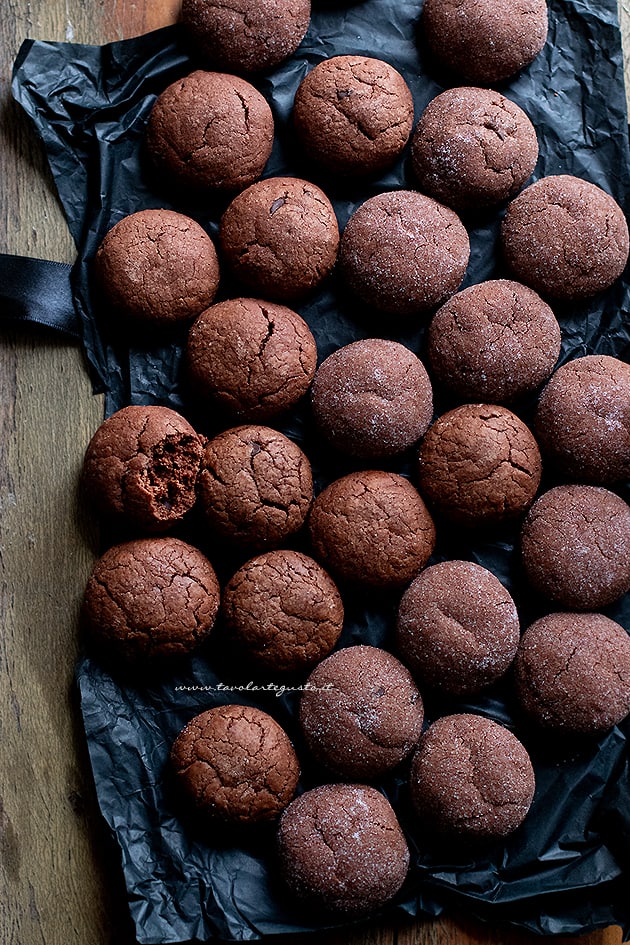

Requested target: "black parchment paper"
[{"left": 11, "top": 0, "right": 630, "bottom": 941}]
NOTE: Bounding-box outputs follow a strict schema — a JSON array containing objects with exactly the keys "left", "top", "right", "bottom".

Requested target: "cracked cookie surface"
[
  {"left": 277, "top": 783, "right": 409, "bottom": 914},
  {"left": 299, "top": 644, "right": 424, "bottom": 779},
  {"left": 410, "top": 713, "right": 535, "bottom": 838},
  {"left": 171, "top": 704, "right": 300, "bottom": 823},
  {"left": 293, "top": 55, "right": 413, "bottom": 177}
]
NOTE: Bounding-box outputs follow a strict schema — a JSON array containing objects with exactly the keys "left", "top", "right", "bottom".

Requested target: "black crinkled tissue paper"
[{"left": 10, "top": 0, "right": 630, "bottom": 941}]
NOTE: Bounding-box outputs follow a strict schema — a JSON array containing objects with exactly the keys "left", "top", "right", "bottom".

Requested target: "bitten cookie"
[
  {"left": 199, "top": 425, "right": 313, "bottom": 550},
  {"left": 340, "top": 190, "right": 469, "bottom": 316},
  {"left": 427, "top": 280, "right": 561, "bottom": 403},
  {"left": 221, "top": 550, "right": 344, "bottom": 672},
  {"left": 534, "top": 354, "right": 630, "bottom": 484},
  {"left": 422, "top": 0, "right": 548, "bottom": 85},
  {"left": 410, "top": 714, "right": 535, "bottom": 838},
  {"left": 397, "top": 560, "right": 520, "bottom": 696},
  {"left": 309, "top": 470, "right": 436, "bottom": 589},
  {"left": 171, "top": 704, "right": 300, "bottom": 822},
  {"left": 411, "top": 88, "right": 538, "bottom": 211},
  {"left": 299, "top": 645, "right": 424, "bottom": 779},
  {"left": 501, "top": 175, "right": 630, "bottom": 299},
  {"left": 181, "top": 0, "right": 311, "bottom": 74},
  {"left": 311, "top": 339, "right": 433, "bottom": 458},
  {"left": 277, "top": 784, "right": 409, "bottom": 914},
  {"left": 220, "top": 177, "right": 339, "bottom": 301},
  {"left": 94, "top": 210, "right": 220, "bottom": 326},
  {"left": 82, "top": 405, "right": 204, "bottom": 533},
  {"left": 514, "top": 613, "right": 630, "bottom": 735},
  {"left": 417, "top": 405, "right": 541, "bottom": 526},
  {"left": 185, "top": 298, "right": 317, "bottom": 421},
  {"left": 520, "top": 485, "right": 630, "bottom": 609},
  {"left": 82, "top": 537, "right": 220, "bottom": 661},
  {"left": 146, "top": 70, "right": 274, "bottom": 192},
  {"left": 293, "top": 55, "right": 414, "bottom": 177}
]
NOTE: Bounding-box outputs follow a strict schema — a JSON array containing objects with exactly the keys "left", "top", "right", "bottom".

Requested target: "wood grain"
[{"left": 0, "top": 2, "right": 627, "bottom": 944}]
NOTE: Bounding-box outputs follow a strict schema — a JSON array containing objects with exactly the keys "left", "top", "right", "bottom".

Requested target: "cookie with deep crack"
[
  {"left": 185, "top": 298, "right": 317, "bottom": 421},
  {"left": 146, "top": 70, "right": 274, "bottom": 192},
  {"left": 411, "top": 87, "right": 538, "bottom": 211},
  {"left": 82, "top": 405, "right": 204, "bottom": 534},
  {"left": 299, "top": 645, "right": 424, "bottom": 779},
  {"left": 293, "top": 55, "right": 414, "bottom": 177},
  {"left": 82, "top": 537, "right": 220, "bottom": 662},
  {"left": 222, "top": 550, "right": 343, "bottom": 672},
  {"left": 171, "top": 704, "right": 300, "bottom": 822},
  {"left": 220, "top": 177, "right": 340, "bottom": 301},
  {"left": 277, "top": 783, "right": 409, "bottom": 914}
]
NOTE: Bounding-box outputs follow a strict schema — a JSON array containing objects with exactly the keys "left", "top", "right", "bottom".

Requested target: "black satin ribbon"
[{"left": 0, "top": 253, "right": 79, "bottom": 339}]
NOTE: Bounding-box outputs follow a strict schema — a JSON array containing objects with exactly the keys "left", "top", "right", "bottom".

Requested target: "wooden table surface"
[{"left": 0, "top": 2, "right": 627, "bottom": 944}]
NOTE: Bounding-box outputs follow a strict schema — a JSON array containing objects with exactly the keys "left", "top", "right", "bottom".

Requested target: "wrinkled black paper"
[{"left": 11, "top": 0, "right": 630, "bottom": 941}]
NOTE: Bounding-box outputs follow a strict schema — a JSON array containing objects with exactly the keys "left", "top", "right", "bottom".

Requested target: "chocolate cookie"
[
  {"left": 422, "top": 0, "right": 548, "bottom": 85},
  {"left": 171, "top": 704, "right": 300, "bottom": 823},
  {"left": 520, "top": 485, "right": 630, "bottom": 609},
  {"left": 94, "top": 210, "right": 220, "bottom": 326},
  {"left": 293, "top": 55, "right": 414, "bottom": 177},
  {"left": 410, "top": 714, "right": 535, "bottom": 838},
  {"left": 417, "top": 405, "right": 541, "bottom": 526},
  {"left": 514, "top": 613, "right": 630, "bottom": 735},
  {"left": 199, "top": 425, "right": 313, "bottom": 550},
  {"left": 299, "top": 645, "right": 424, "bottom": 779},
  {"left": 220, "top": 177, "right": 340, "bottom": 301},
  {"left": 185, "top": 298, "right": 317, "bottom": 421},
  {"left": 146, "top": 70, "right": 274, "bottom": 192},
  {"left": 501, "top": 175, "right": 630, "bottom": 300},
  {"left": 427, "top": 280, "right": 561, "bottom": 403},
  {"left": 181, "top": 0, "right": 311, "bottom": 74},
  {"left": 397, "top": 560, "right": 520, "bottom": 696},
  {"left": 82, "top": 537, "right": 220, "bottom": 661},
  {"left": 82, "top": 405, "right": 204, "bottom": 533},
  {"left": 277, "top": 783, "right": 409, "bottom": 914},
  {"left": 411, "top": 87, "right": 538, "bottom": 211},
  {"left": 534, "top": 354, "right": 630, "bottom": 484},
  {"left": 339, "top": 190, "right": 469, "bottom": 316},
  {"left": 310, "top": 339, "right": 433, "bottom": 458},
  {"left": 222, "top": 550, "right": 343, "bottom": 672},
  {"left": 308, "top": 470, "right": 436, "bottom": 588}
]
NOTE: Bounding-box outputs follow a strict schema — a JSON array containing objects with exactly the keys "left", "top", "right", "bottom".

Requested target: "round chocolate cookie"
[
  {"left": 146, "top": 70, "right": 274, "bottom": 192},
  {"left": 222, "top": 550, "right": 344, "bottom": 672},
  {"left": 220, "top": 177, "right": 339, "bottom": 301},
  {"left": 82, "top": 537, "right": 220, "bottom": 661},
  {"left": 199, "top": 425, "right": 313, "bottom": 550},
  {"left": 534, "top": 354, "right": 630, "bottom": 484},
  {"left": 339, "top": 190, "right": 469, "bottom": 316},
  {"left": 299, "top": 645, "right": 424, "bottom": 779},
  {"left": 171, "top": 704, "right": 300, "bottom": 823},
  {"left": 501, "top": 175, "right": 630, "bottom": 300},
  {"left": 181, "top": 0, "right": 311, "bottom": 74},
  {"left": 308, "top": 470, "right": 436, "bottom": 589},
  {"left": 417, "top": 405, "right": 542, "bottom": 527},
  {"left": 427, "top": 280, "right": 561, "bottom": 403},
  {"left": 277, "top": 783, "right": 409, "bottom": 914},
  {"left": 422, "top": 0, "right": 548, "bottom": 85},
  {"left": 411, "top": 87, "right": 538, "bottom": 211},
  {"left": 514, "top": 612, "right": 630, "bottom": 735},
  {"left": 293, "top": 55, "right": 414, "bottom": 177},
  {"left": 410, "top": 714, "right": 535, "bottom": 838},
  {"left": 185, "top": 298, "right": 317, "bottom": 421},
  {"left": 311, "top": 339, "right": 433, "bottom": 458},
  {"left": 520, "top": 485, "right": 630, "bottom": 609},
  {"left": 94, "top": 210, "right": 220, "bottom": 326},
  {"left": 82, "top": 405, "right": 204, "bottom": 534},
  {"left": 397, "top": 560, "right": 520, "bottom": 696}
]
